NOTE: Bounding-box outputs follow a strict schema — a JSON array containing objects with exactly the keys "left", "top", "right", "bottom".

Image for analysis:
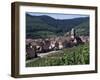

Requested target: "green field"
[{"left": 26, "top": 43, "right": 89, "bottom": 67}]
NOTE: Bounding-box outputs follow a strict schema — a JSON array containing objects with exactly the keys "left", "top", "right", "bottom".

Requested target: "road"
[{"left": 26, "top": 50, "right": 61, "bottom": 64}]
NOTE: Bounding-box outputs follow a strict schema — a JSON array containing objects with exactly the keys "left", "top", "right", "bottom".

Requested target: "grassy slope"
[{"left": 26, "top": 43, "right": 89, "bottom": 67}]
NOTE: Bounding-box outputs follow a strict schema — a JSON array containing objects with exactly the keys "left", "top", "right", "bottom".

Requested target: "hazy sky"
[{"left": 27, "top": 12, "right": 89, "bottom": 20}]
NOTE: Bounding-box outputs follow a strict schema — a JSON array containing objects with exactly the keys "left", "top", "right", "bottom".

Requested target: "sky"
[{"left": 27, "top": 12, "right": 89, "bottom": 20}]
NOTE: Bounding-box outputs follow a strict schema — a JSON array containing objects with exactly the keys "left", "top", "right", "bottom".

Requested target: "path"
[
  {"left": 38, "top": 50, "right": 60, "bottom": 58},
  {"left": 26, "top": 50, "right": 61, "bottom": 64}
]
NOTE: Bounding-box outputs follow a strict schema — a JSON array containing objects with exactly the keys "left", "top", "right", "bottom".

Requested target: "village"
[{"left": 26, "top": 28, "right": 89, "bottom": 60}]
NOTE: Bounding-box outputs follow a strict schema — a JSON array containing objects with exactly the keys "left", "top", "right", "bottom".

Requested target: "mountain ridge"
[{"left": 26, "top": 13, "right": 89, "bottom": 39}]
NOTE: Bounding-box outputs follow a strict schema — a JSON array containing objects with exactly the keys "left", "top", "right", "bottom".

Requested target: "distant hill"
[{"left": 26, "top": 13, "right": 89, "bottom": 39}]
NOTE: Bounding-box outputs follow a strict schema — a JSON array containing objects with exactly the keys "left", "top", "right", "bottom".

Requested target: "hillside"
[
  {"left": 26, "top": 43, "right": 89, "bottom": 67},
  {"left": 75, "top": 21, "right": 89, "bottom": 36},
  {"left": 26, "top": 13, "right": 89, "bottom": 39}
]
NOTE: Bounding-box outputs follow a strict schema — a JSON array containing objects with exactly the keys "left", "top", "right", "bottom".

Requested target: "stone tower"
[{"left": 71, "top": 28, "right": 76, "bottom": 39}]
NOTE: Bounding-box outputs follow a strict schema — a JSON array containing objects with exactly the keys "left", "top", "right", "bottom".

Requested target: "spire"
[{"left": 71, "top": 28, "right": 76, "bottom": 38}]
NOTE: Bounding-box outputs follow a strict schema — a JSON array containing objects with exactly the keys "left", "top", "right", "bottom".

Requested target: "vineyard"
[{"left": 26, "top": 43, "right": 89, "bottom": 67}]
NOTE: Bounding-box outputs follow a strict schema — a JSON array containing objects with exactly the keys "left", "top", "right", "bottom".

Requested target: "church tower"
[{"left": 71, "top": 28, "right": 76, "bottom": 39}]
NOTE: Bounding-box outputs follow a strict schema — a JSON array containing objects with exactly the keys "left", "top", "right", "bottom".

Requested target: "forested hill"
[{"left": 26, "top": 13, "right": 89, "bottom": 39}]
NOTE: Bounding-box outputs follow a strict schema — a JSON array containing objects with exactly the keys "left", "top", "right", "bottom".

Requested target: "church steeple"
[{"left": 71, "top": 28, "right": 76, "bottom": 39}]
